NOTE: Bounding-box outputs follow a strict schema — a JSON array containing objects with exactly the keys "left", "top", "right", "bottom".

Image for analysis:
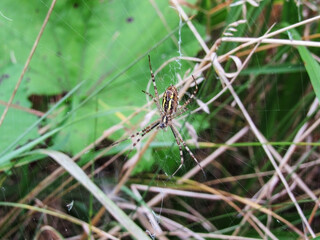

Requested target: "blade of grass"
[
  {"left": 0, "top": 202, "right": 118, "bottom": 240},
  {"left": 290, "top": 28, "right": 320, "bottom": 102},
  {"left": 37, "top": 149, "right": 150, "bottom": 240},
  {"left": 0, "top": 0, "right": 57, "bottom": 127},
  {"left": 0, "top": 126, "right": 63, "bottom": 171},
  {"left": 0, "top": 80, "right": 86, "bottom": 156},
  {"left": 212, "top": 25, "right": 316, "bottom": 237}
]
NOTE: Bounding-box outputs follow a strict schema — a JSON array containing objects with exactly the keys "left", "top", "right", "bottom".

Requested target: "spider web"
[{"left": 0, "top": 0, "right": 318, "bottom": 239}]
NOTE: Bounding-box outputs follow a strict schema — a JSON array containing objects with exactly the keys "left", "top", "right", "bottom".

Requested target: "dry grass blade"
[
  {"left": 183, "top": 180, "right": 305, "bottom": 237},
  {"left": 160, "top": 215, "right": 205, "bottom": 240},
  {"left": 0, "top": 0, "right": 57, "bottom": 127},
  {"left": 133, "top": 184, "right": 272, "bottom": 239},
  {"left": 113, "top": 130, "right": 158, "bottom": 195},
  {"left": 212, "top": 28, "right": 316, "bottom": 237},
  {"left": 2, "top": 1, "right": 320, "bottom": 239},
  {"left": 38, "top": 149, "right": 150, "bottom": 240},
  {"left": 130, "top": 186, "right": 168, "bottom": 240},
  {"left": 0, "top": 202, "right": 118, "bottom": 240},
  {"left": 180, "top": 126, "right": 249, "bottom": 180},
  {"left": 218, "top": 15, "right": 320, "bottom": 62},
  {"left": 221, "top": 37, "right": 320, "bottom": 47},
  {"left": 171, "top": 0, "right": 209, "bottom": 53}
]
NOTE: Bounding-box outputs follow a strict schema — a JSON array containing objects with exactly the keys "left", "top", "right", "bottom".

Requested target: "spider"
[{"left": 117, "top": 55, "right": 204, "bottom": 177}]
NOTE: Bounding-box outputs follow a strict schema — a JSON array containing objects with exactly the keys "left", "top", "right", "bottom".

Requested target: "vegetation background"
[{"left": 0, "top": 0, "right": 319, "bottom": 239}]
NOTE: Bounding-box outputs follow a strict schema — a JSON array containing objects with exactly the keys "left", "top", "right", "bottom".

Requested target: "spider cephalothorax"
[{"left": 116, "top": 55, "right": 204, "bottom": 177}]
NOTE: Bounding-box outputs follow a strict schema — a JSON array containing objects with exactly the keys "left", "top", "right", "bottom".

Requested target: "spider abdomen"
[{"left": 162, "top": 85, "right": 178, "bottom": 116}]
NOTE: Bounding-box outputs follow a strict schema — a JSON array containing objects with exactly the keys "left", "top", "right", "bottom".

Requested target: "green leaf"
[
  {"left": 0, "top": 65, "right": 39, "bottom": 153},
  {"left": 0, "top": 1, "right": 204, "bottom": 175}
]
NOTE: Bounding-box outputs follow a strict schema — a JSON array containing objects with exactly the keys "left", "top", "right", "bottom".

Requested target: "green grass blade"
[
  {"left": 0, "top": 127, "right": 63, "bottom": 171},
  {"left": 290, "top": 29, "right": 320, "bottom": 102},
  {"left": 0, "top": 80, "right": 86, "bottom": 156},
  {"left": 38, "top": 149, "right": 150, "bottom": 240},
  {"left": 0, "top": 202, "right": 119, "bottom": 240}
]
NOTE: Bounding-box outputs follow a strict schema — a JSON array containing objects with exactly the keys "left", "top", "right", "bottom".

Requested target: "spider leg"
[
  {"left": 170, "top": 126, "right": 184, "bottom": 177},
  {"left": 133, "top": 120, "right": 160, "bottom": 147},
  {"left": 148, "top": 55, "right": 163, "bottom": 114},
  {"left": 170, "top": 125, "right": 206, "bottom": 177},
  {"left": 112, "top": 120, "right": 160, "bottom": 147},
  {"left": 173, "top": 107, "right": 188, "bottom": 119},
  {"left": 175, "top": 75, "right": 198, "bottom": 117},
  {"left": 142, "top": 90, "right": 161, "bottom": 112}
]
